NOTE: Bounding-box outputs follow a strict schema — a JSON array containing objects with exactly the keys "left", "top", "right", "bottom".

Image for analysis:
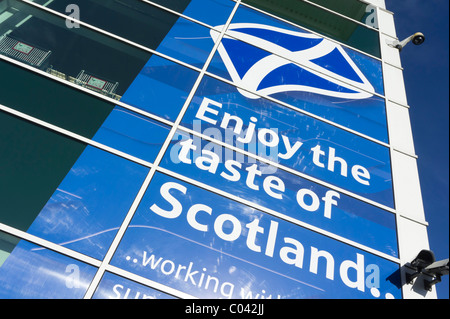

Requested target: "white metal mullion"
[
  {"left": 139, "top": 0, "right": 214, "bottom": 30},
  {"left": 0, "top": 60, "right": 397, "bottom": 216},
  {"left": 0, "top": 223, "right": 102, "bottom": 268},
  {"left": 0, "top": 102, "right": 155, "bottom": 169},
  {"left": 0, "top": 54, "right": 176, "bottom": 128},
  {"left": 235, "top": 0, "right": 383, "bottom": 62},
  {"left": 202, "top": 68, "right": 391, "bottom": 148},
  {"left": 104, "top": 264, "right": 197, "bottom": 299},
  {"left": 0, "top": 100, "right": 400, "bottom": 263},
  {"left": 19, "top": 0, "right": 202, "bottom": 73},
  {"left": 175, "top": 124, "right": 396, "bottom": 214},
  {"left": 82, "top": 0, "right": 243, "bottom": 299}
]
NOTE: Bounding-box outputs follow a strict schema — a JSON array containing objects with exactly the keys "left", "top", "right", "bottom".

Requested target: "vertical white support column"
[{"left": 378, "top": 4, "right": 437, "bottom": 299}]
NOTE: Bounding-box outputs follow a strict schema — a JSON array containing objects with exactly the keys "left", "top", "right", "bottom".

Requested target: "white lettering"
[
  {"left": 296, "top": 188, "right": 320, "bottom": 212},
  {"left": 195, "top": 150, "right": 220, "bottom": 173},
  {"left": 258, "top": 128, "right": 279, "bottom": 147},
  {"left": 237, "top": 117, "right": 257, "bottom": 143},
  {"left": 149, "top": 182, "right": 381, "bottom": 295},
  {"left": 220, "top": 159, "right": 242, "bottom": 182},
  {"left": 309, "top": 247, "right": 335, "bottom": 280},
  {"left": 340, "top": 253, "right": 365, "bottom": 292},
  {"left": 214, "top": 214, "right": 242, "bottom": 241},
  {"left": 311, "top": 145, "right": 326, "bottom": 168},
  {"left": 328, "top": 147, "right": 348, "bottom": 177},
  {"left": 278, "top": 135, "right": 303, "bottom": 160},
  {"left": 352, "top": 165, "right": 371, "bottom": 185},
  {"left": 322, "top": 190, "right": 340, "bottom": 219},
  {"left": 279, "top": 237, "right": 304, "bottom": 268},
  {"left": 246, "top": 219, "right": 264, "bottom": 252},
  {"left": 245, "top": 164, "right": 262, "bottom": 191},
  {"left": 193, "top": 97, "right": 372, "bottom": 186},
  {"left": 150, "top": 182, "right": 186, "bottom": 219},
  {"left": 196, "top": 97, "right": 222, "bottom": 125},
  {"left": 263, "top": 175, "right": 285, "bottom": 200},
  {"left": 187, "top": 204, "right": 212, "bottom": 232},
  {"left": 178, "top": 139, "right": 196, "bottom": 164}
]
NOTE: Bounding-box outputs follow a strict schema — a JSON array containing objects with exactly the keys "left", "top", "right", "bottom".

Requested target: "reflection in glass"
[
  {"left": 0, "top": 110, "right": 86, "bottom": 231},
  {"left": 307, "top": 0, "right": 378, "bottom": 27},
  {"left": 0, "top": 0, "right": 151, "bottom": 97},
  {"left": 26, "top": 146, "right": 149, "bottom": 260},
  {"left": 0, "top": 59, "right": 114, "bottom": 138},
  {"left": 110, "top": 172, "right": 402, "bottom": 299},
  {"left": 44, "top": 0, "right": 215, "bottom": 68},
  {"left": 0, "top": 232, "right": 97, "bottom": 299},
  {"left": 241, "top": 0, "right": 381, "bottom": 57},
  {"left": 93, "top": 272, "right": 176, "bottom": 299}
]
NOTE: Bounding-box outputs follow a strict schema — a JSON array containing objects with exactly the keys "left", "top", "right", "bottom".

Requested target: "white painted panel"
[
  {"left": 380, "top": 33, "right": 402, "bottom": 68},
  {"left": 383, "top": 63, "right": 408, "bottom": 105},
  {"left": 377, "top": 8, "right": 397, "bottom": 37},
  {"left": 386, "top": 100, "right": 416, "bottom": 155},
  {"left": 391, "top": 150, "right": 425, "bottom": 222}
]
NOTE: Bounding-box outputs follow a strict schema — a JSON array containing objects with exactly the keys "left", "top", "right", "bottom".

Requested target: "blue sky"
[{"left": 385, "top": 0, "right": 449, "bottom": 299}]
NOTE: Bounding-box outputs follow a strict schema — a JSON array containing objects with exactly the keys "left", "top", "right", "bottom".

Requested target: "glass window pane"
[
  {"left": 241, "top": 0, "right": 381, "bottom": 57},
  {"left": 0, "top": 0, "right": 151, "bottom": 97},
  {"left": 0, "top": 110, "right": 86, "bottom": 231},
  {"left": 0, "top": 59, "right": 114, "bottom": 138},
  {"left": 44, "top": 0, "right": 216, "bottom": 68},
  {"left": 93, "top": 272, "right": 176, "bottom": 299},
  {"left": 0, "top": 108, "right": 153, "bottom": 260},
  {"left": 91, "top": 106, "right": 171, "bottom": 163},
  {"left": 308, "top": 0, "right": 378, "bottom": 27},
  {"left": 0, "top": 231, "right": 98, "bottom": 299},
  {"left": 207, "top": 23, "right": 388, "bottom": 142},
  {"left": 0, "top": 60, "right": 173, "bottom": 164},
  {"left": 180, "top": 0, "right": 236, "bottom": 26},
  {"left": 110, "top": 171, "right": 402, "bottom": 299},
  {"left": 118, "top": 54, "right": 199, "bottom": 122},
  {"left": 26, "top": 145, "right": 149, "bottom": 260}
]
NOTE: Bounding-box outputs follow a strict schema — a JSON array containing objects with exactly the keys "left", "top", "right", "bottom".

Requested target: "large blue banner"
[
  {"left": 207, "top": 4, "right": 388, "bottom": 143},
  {"left": 181, "top": 75, "right": 393, "bottom": 208},
  {"left": 161, "top": 131, "right": 397, "bottom": 258},
  {"left": 111, "top": 172, "right": 401, "bottom": 299},
  {"left": 0, "top": 0, "right": 398, "bottom": 299}
]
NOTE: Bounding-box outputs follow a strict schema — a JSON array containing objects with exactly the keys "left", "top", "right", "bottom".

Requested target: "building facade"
[{"left": 0, "top": 0, "right": 435, "bottom": 299}]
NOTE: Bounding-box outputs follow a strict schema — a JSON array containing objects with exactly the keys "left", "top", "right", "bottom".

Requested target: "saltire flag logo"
[{"left": 210, "top": 23, "right": 375, "bottom": 100}]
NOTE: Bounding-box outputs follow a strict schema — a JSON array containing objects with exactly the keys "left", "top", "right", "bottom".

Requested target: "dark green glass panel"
[
  {"left": 0, "top": 0, "right": 151, "bottom": 96},
  {"left": 308, "top": 0, "right": 375, "bottom": 25},
  {"left": 0, "top": 60, "right": 114, "bottom": 138},
  {"left": 242, "top": 0, "right": 381, "bottom": 57},
  {"left": 0, "top": 110, "right": 86, "bottom": 231},
  {"left": 46, "top": 0, "right": 184, "bottom": 50}
]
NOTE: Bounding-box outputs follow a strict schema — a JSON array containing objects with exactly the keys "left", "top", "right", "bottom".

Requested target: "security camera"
[
  {"left": 410, "top": 249, "right": 435, "bottom": 270},
  {"left": 411, "top": 32, "right": 425, "bottom": 45},
  {"left": 387, "top": 32, "right": 425, "bottom": 51},
  {"left": 422, "top": 259, "right": 449, "bottom": 291},
  {"left": 405, "top": 249, "right": 435, "bottom": 284}
]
